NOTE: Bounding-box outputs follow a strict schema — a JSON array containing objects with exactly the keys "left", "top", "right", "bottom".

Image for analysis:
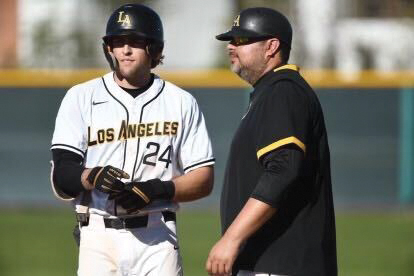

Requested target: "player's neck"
[
  {"left": 120, "top": 75, "right": 154, "bottom": 98},
  {"left": 113, "top": 71, "right": 152, "bottom": 89}
]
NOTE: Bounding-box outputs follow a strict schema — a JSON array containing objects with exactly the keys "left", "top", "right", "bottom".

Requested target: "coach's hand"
[
  {"left": 86, "top": 165, "right": 129, "bottom": 194},
  {"left": 206, "top": 234, "right": 241, "bottom": 276},
  {"left": 109, "top": 179, "right": 175, "bottom": 213}
]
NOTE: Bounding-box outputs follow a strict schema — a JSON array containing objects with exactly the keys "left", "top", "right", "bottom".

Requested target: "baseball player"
[{"left": 50, "top": 3, "right": 214, "bottom": 276}]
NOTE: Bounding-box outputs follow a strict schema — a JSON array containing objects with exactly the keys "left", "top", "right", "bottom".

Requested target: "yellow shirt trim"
[
  {"left": 257, "top": 136, "right": 306, "bottom": 159},
  {"left": 273, "top": 64, "right": 300, "bottom": 73}
]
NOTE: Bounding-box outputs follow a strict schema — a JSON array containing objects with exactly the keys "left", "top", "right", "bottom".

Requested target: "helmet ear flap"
[
  {"left": 148, "top": 43, "right": 164, "bottom": 56},
  {"left": 102, "top": 43, "right": 118, "bottom": 70}
]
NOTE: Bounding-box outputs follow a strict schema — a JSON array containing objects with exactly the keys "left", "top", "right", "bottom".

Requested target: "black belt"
[{"left": 80, "top": 211, "right": 176, "bottom": 229}]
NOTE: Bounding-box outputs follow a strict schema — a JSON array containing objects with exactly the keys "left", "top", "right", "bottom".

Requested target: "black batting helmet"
[
  {"left": 216, "top": 7, "right": 292, "bottom": 48},
  {"left": 102, "top": 3, "right": 164, "bottom": 69}
]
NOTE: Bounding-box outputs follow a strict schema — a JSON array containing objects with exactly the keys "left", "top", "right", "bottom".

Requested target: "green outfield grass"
[{"left": 0, "top": 208, "right": 413, "bottom": 276}]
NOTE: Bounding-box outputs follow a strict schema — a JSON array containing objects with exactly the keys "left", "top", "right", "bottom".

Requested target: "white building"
[{"left": 18, "top": 0, "right": 232, "bottom": 69}]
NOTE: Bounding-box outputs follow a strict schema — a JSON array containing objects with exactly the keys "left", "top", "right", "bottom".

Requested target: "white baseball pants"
[
  {"left": 77, "top": 212, "right": 183, "bottom": 276},
  {"left": 238, "top": 270, "right": 288, "bottom": 276}
]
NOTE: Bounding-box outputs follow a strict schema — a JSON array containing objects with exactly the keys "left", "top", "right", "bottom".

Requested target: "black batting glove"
[
  {"left": 87, "top": 165, "right": 130, "bottom": 194},
  {"left": 109, "top": 179, "right": 175, "bottom": 214},
  {"left": 110, "top": 190, "right": 146, "bottom": 213}
]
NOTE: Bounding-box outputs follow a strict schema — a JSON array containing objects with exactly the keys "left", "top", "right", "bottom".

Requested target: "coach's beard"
[{"left": 230, "top": 59, "right": 267, "bottom": 86}]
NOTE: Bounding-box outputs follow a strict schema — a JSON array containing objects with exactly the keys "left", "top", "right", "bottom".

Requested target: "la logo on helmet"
[{"left": 117, "top": 11, "right": 131, "bottom": 27}]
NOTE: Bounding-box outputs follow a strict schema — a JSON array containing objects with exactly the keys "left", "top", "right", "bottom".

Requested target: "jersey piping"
[
  {"left": 131, "top": 80, "right": 166, "bottom": 180},
  {"left": 102, "top": 77, "right": 129, "bottom": 171},
  {"left": 257, "top": 136, "right": 306, "bottom": 160}
]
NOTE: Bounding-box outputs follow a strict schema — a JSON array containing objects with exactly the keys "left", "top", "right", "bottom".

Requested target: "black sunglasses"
[
  {"left": 110, "top": 36, "right": 148, "bottom": 48},
  {"left": 229, "top": 36, "right": 271, "bottom": 46}
]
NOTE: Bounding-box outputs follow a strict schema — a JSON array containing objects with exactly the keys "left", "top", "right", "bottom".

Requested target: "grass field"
[{"left": 0, "top": 208, "right": 413, "bottom": 276}]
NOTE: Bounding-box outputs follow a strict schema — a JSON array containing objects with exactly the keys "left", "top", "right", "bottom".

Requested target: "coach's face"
[
  {"left": 227, "top": 37, "right": 268, "bottom": 85},
  {"left": 110, "top": 36, "right": 151, "bottom": 80}
]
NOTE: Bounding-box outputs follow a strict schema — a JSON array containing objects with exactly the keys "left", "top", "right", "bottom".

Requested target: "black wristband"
[
  {"left": 146, "top": 179, "right": 175, "bottom": 200},
  {"left": 160, "top": 180, "right": 175, "bottom": 200}
]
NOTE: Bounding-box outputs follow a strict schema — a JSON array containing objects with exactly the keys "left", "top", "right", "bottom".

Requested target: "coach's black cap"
[{"left": 216, "top": 7, "right": 292, "bottom": 48}]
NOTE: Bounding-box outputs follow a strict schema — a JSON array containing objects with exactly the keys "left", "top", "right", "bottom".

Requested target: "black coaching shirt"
[{"left": 220, "top": 65, "right": 337, "bottom": 275}]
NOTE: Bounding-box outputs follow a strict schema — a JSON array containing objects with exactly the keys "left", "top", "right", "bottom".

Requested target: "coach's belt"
[{"left": 80, "top": 211, "right": 176, "bottom": 229}]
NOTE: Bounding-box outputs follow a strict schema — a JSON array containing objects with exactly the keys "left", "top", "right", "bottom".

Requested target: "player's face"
[
  {"left": 227, "top": 37, "right": 268, "bottom": 84},
  {"left": 109, "top": 36, "right": 151, "bottom": 80}
]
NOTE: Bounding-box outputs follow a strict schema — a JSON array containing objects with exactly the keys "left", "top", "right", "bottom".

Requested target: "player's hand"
[
  {"left": 109, "top": 181, "right": 154, "bottom": 213},
  {"left": 87, "top": 165, "right": 129, "bottom": 194},
  {"left": 109, "top": 179, "right": 175, "bottom": 213},
  {"left": 109, "top": 189, "right": 148, "bottom": 213},
  {"left": 206, "top": 235, "right": 241, "bottom": 276}
]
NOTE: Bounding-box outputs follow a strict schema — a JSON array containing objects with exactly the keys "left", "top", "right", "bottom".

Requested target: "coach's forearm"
[
  {"left": 223, "top": 198, "right": 277, "bottom": 246},
  {"left": 172, "top": 166, "right": 214, "bottom": 202},
  {"left": 205, "top": 198, "right": 276, "bottom": 275}
]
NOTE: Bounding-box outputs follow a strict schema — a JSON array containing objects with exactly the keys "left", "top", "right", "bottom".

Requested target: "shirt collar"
[{"left": 250, "top": 64, "right": 300, "bottom": 101}]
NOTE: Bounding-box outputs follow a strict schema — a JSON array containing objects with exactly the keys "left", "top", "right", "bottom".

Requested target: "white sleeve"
[
  {"left": 51, "top": 86, "right": 88, "bottom": 157},
  {"left": 179, "top": 97, "right": 215, "bottom": 173}
]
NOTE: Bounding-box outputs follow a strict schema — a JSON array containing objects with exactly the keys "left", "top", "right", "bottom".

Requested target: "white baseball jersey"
[{"left": 51, "top": 72, "right": 215, "bottom": 217}]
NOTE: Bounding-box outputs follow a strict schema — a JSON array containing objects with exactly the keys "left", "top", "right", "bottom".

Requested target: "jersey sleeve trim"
[
  {"left": 51, "top": 144, "right": 85, "bottom": 158},
  {"left": 184, "top": 158, "right": 215, "bottom": 173},
  {"left": 257, "top": 136, "right": 306, "bottom": 160}
]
